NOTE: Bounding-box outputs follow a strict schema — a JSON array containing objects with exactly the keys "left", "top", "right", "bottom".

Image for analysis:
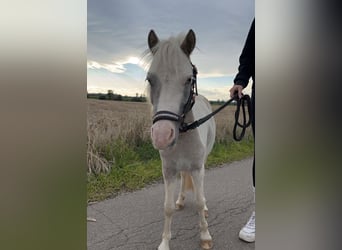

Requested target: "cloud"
[
  {"left": 87, "top": 60, "right": 125, "bottom": 73},
  {"left": 199, "top": 87, "right": 230, "bottom": 101},
  {"left": 88, "top": 0, "right": 254, "bottom": 74},
  {"left": 87, "top": 62, "right": 148, "bottom": 96},
  {"left": 88, "top": 0, "right": 254, "bottom": 97},
  {"left": 87, "top": 56, "right": 144, "bottom": 74}
]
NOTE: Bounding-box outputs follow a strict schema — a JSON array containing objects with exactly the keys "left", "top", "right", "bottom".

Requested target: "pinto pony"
[{"left": 146, "top": 30, "right": 216, "bottom": 250}]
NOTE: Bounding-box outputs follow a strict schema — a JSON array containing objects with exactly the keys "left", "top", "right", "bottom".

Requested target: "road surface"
[{"left": 87, "top": 158, "right": 255, "bottom": 250}]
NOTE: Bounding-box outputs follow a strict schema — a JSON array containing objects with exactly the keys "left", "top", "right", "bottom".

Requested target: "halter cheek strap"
[{"left": 182, "top": 65, "right": 198, "bottom": 115}]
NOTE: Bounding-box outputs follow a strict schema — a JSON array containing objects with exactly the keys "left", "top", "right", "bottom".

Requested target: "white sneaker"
[{"left": 239, "top": 211, "right": 255, "bottom": 242}]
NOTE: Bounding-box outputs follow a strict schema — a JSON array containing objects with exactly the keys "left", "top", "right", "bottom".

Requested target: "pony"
[{"left": 146, "top": 29, "right": 216, "bottom": 250}]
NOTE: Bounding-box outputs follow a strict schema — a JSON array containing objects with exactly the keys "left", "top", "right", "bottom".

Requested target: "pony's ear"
[
  {"left": 181, "top": 29, "right": 196, "bottom": 56},
  {"left": 148, "top": 30, "right": 159, "bottom": 51}
]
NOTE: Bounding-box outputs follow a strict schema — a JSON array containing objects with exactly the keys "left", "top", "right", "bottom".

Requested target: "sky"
[{"left": 88, "top": 0, "right": 254, "bottom": 101}]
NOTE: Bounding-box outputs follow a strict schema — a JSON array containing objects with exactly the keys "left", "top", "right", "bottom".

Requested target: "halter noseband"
[{"left": 152, "top": 64, "right": 198, "bottom": 132}]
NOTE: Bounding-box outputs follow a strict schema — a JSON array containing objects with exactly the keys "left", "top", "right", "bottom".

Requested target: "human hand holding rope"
[{"left": 229, "top": 84, "right": 244, "bottom": 99}]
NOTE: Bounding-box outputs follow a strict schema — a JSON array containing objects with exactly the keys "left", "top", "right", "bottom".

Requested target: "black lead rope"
[
  {"left": 180, "top": 94, "right": 252, "bottom": 141},
  {"left": 232, "top": 94, "right": 252, "bottom": 141}
]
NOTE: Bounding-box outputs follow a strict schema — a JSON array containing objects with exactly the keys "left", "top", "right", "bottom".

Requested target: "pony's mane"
[{"left": 142, "top": 32, "right": 189, "bottom": 75}]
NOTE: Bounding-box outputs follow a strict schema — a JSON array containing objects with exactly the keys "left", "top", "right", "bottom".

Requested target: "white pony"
[{"left": 146, "top": 30, "right": 216, "bottom": 250}]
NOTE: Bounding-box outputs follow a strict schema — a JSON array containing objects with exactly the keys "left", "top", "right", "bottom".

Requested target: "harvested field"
[{"left": 87, "top": 99, "right": 252, "bottom": 173}]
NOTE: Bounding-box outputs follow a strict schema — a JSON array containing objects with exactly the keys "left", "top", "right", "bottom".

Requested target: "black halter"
[{"left": 152, "top": 64, "right": 198, "bottom": 128}]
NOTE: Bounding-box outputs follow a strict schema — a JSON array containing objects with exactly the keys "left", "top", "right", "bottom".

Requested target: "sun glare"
[{"left": 128, "top": 56, "right": 140, "bottom": 64}]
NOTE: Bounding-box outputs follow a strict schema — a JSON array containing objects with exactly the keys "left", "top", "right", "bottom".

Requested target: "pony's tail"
[{"left": 182, "top": 172, "right": 194, "bottom": 191}]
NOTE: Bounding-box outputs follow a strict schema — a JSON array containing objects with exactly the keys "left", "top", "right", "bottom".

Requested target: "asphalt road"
[{"left": 87, "top": 158, "right": 255, "bottom": 250}]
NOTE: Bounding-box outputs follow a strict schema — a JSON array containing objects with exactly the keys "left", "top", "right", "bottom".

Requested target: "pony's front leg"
[
  {"left": 192, "top": 168, "right": 213, "bottom": 250},
  {"left": 158, "top": 175, "right": 177, "bottom": 250},
  {"left": 175, "top": 172, "right": 186, "bottom": 210}
]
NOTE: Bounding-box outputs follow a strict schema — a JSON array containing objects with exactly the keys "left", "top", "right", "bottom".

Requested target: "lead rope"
[
  {"left": 180, "top": 94, "right": 252, "bottom": 141},
  {"left": 232, "top": 94, "right": 252, "bottom": 141}
]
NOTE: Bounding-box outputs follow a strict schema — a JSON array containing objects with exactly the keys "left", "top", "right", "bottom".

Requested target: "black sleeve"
[{"left": 233, "top": 19, "right": 255, "bottom": 88}]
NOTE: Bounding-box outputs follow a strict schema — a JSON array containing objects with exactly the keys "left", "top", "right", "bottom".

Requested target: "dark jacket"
[{"left": 234, "top": 19, "right": 255, "bottom": 94}]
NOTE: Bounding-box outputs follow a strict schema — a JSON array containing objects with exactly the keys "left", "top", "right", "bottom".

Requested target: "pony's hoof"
[
  {"left": 204, "top": 210, "right": 209, "bottom": 218},
  {"left": 158, "top": 240, "right": 169, "bottom": 250},
  {"left": 175, "top": 203, "right": 184, "bottom": 210},
  {"left": 201, "top": 239, "right": 213, "bottom": 249}
]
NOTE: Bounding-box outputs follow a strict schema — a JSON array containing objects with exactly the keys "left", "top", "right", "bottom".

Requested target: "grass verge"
[{"left": 87, "top": 138, "right": 254, "bottom": 202}]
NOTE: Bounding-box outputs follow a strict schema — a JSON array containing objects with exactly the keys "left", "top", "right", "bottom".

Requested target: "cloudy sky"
[{"left": 88, "top": 0, "right": 254, "bottom": 101}]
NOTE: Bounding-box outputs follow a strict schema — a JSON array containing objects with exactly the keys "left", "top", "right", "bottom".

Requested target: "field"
[{"left": 87, "top": 99, "right": 254, "bottom": 202}]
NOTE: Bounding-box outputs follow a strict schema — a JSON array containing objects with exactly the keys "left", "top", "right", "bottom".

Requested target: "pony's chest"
[{"left": 160, "top": 133, "right": 205, "bottom": 170}]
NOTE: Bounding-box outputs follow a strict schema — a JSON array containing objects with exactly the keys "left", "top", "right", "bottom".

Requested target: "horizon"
[{"left": 86, "top": 85, "right": 250, "bottom": 102}]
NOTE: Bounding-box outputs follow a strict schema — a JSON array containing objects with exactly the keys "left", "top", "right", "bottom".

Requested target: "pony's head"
[{"left": 146, "top": 29, "right": 196, "bottom": 150}]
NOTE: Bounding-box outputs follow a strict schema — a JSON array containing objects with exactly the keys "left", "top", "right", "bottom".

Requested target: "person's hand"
[{"left": 229, "top": 85, "right": 244, "bottom": 99}]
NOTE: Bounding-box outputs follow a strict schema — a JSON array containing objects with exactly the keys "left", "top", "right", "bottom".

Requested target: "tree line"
[
  {"left": 87, "top": 90, "right": 234, "bottom": 105},
  {"left": 87, "top": 90, "right": 147, "bottom": 102}
]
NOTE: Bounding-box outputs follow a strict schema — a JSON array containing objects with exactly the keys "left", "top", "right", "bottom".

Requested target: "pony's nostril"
[{"left": 169, "top": 128, "right": 174, "bottom": 140}]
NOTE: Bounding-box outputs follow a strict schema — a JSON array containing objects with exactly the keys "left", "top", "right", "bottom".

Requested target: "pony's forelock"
[{"left": 141, "top": 32, "right": 190, "bottom": 71}]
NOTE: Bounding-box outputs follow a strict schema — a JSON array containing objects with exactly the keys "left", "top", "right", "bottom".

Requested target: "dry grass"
[
  {"left": 87, "top": 100, "right": 151, "bottom": 173},
  {"left": 212, "top": 104, "right": 237, "bottom": 141},
  {"left": 87, "top": 99, "right": 252, "bottom": 173}
]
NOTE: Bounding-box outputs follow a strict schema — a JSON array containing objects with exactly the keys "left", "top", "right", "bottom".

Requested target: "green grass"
[
  {"left": 206, "top": 138, "right": 254, "bottom": 167},
  {"left": 87, "top": 138, "right": 254, "bottom": 202}
]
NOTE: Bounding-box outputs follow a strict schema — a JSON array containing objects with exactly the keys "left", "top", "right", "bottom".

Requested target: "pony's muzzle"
[{"left": 151, "top": 120, "right": 177, "bottom": 150}]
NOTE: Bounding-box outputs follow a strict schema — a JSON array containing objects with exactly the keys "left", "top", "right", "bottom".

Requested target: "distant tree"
[
  {"left": 99, "top": 94, "right": 106, "bottom": 100},
  {"left": 107, "top": 90, "right": 114, "bottom": 100},
  {"left": 115, "top": 94, "right": 123, "bottom": 101}
]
